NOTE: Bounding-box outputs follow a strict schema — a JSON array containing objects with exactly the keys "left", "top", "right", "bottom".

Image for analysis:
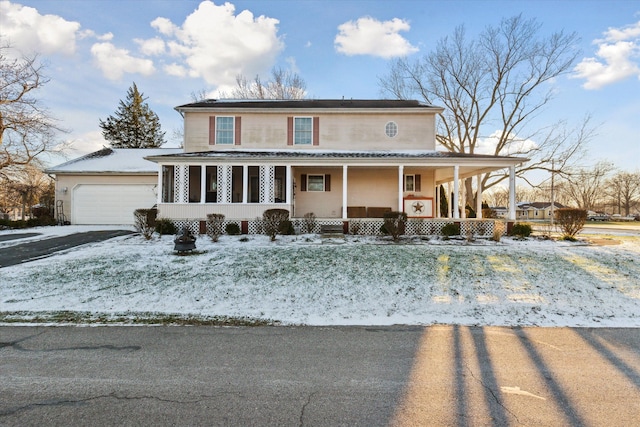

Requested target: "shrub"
[
  {"left": 302, "top": 212, "right": 317, "bottom": 234},
  {"left": 134, "top": 209, "right": 156, "bottom": 240},
  {"left": 383, "top": 211, "right": 407, "bottom": 241},
  {"left": 556, "top": 208, "right": 587, "bottom": 239},
  {"left": 263, "top": 208, "right": 289, "bottom": 241},
  {"left": 441, "top": 223, "right": 460, "bottom": 238},
  {"left": 225, "top": 222, "right": 241, "bottom": 235},
  {"left": 279, "top": 220, "right": 295, "bottom": 235},
  {"left": 206, "top": 213, "right": 225, "bottom": 242},
  {"left": 155, "top": 218, "right": 176, "bottom": 235},
  {"left": 509, "top": 222, "right": 532, "bottom": 238}
]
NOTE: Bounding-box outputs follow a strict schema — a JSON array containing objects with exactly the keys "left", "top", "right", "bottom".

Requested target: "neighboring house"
[
  {"left": 518, "top": 202, "right": 566, "bottom": 220},
  {"left": 48, "top": 99, "right": 527, "bottom": 231}
]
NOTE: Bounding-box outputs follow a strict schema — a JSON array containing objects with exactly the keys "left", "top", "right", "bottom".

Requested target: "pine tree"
[{"left": 99, "top": 83, "right": 165, "bottom": 148}]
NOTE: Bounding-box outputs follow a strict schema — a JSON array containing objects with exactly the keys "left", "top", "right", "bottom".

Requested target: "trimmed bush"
[
  {"left": 383, "top": 211, "right": 407, "bottom": 241},
  {"left": 155, "top": 218, "right": 177, "bottom": 235},
  {"left": 263, "top": 208, "right": 290, "bottom": 241},
  {"left": 302, "top": 212, "right": 317, "bottom": 234},
  {"left": 225, "top": 222, "right": 241, "bottom": 235},
  {"left": 509, "top": 222, "right": 532, "bottom": 238},
  {"left": 206, "top": 213, "right": 225, "bottom": 242},
  {"left": 441, "top": 223, "right": 460, "bottom": 238},
  {"left": 134, "top": 209, "right": 156, "bottom": 240},
  {"left": 556, "top": 208, "right": 587, "bottom": 239}
]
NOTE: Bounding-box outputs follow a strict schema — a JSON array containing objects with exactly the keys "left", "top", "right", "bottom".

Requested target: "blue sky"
[{"left": 1, "top": 0, "right": 639, "bottom": 175}]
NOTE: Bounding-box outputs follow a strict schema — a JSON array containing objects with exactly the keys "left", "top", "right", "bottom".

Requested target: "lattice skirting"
[{"left": 166, "top": 218, "right": 506, "bottom": 237}]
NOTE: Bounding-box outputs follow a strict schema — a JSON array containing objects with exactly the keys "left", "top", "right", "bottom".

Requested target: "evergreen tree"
[{"left": 99, "top": 83, "right": 165, "bottom": 148}]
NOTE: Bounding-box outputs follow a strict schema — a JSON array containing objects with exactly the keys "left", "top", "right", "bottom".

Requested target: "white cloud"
[
  {"left": 468, "top": 131, "right": 538, "bottom": 156},
  {"left": 334, "top": 16, "right": 418, "bottom": 59},
  {"left": 573, "top": 20, "right": 640, "bottom": 89},
  {"left": 164, "top": 62, "right": 188, "bottom": 77},
  {"left": 135, "top": 37, "right": 166, "bottom": 56},
  {"left": 0, "top": 0, "right": 81, "bottom": 55},
  {"left": 150, "top": 1, "right": 283, "bottom": 87},
  {"left": 66, "top": 130, "right": 109, "bottom": 156},
  {"left": 90, "top": 42, "right": 155, "bottom": 80}
]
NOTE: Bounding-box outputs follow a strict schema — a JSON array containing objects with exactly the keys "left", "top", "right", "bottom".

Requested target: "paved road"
[
  {"left": 1, "top": 326, "right": 639, "bottom": 426},
  {"left": 0, "top": 230, "right": 134, "bottom": 268}
]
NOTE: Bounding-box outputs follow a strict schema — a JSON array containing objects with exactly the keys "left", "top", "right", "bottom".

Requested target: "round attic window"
[{"left": 385, "top": 121, "right": 398, "bottom": 138}]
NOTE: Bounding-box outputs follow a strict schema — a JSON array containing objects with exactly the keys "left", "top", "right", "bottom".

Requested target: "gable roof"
[
  {"left": 176, "top": 99, "right": 442, "bottom": 112},
  {"left": 46, "top": 147, "right": 182, "bottom": 174}
]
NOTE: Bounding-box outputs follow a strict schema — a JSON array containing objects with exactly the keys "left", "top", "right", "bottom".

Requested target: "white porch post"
[
  {"left": 242, "top": 165, "right": 248, "bottom": 203},
  {"left": 461, "top": 177, "right": 466, "bottom": 219},
  {"left": 342, "top": 165, "right": 348, "bottom": 219},
  {"left": 508, "top": 165, "right": 516, "bottom": 220},
  {"left": 157, "top": 165, "right": 163, "bottom": 205},
  {"left": 453, "top": 165, "right": 460, "bottom": 219},
  {"left": 200, "top": 164, "right": 206, "bottom": 203},
  {"left": 476, "top": 174, "right": 483, "bottom": 219},
  {"left": 398, "top": 165, "right": 404, "bottom": 212},
  {"left": 286, "top": 165, "right": 292, "bottom": 205},
  {"left": 176, "top": 164, "right": 189, "bottom": 203}
]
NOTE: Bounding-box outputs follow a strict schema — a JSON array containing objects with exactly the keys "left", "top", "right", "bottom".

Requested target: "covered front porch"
[{"left": 146, "top": 150, "right": 525, "bottom": 232}]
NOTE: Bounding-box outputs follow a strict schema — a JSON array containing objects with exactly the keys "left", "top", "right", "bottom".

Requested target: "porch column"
[
  {"left": 453, "top": 165, "right": 460, "bottom": 219},
  {"left": 156, "top": 165, "right": 163, "bottom": 205},
  {"left": 200, "top": 164, "right": 206, "bottom": 204},
  {"left": 242, "top": 165, "right": 248, "bottom": 203},
  {"left": 460, "top": 177, "right": 466, "bottom": 219},
  {"left": 398, "top": 165, "right": 404, "bottom": 212},
  {"left": 508, "top": 165, "right": 516, "bottom": 220},
  {"left": 286, "top": 165, "right": 292, "bottom": 204},
  {"left": 342, "top": 165, "right": 348, "bottom": 219},
  {"left": 476, "top": 174, "right": 483, "bottom": 219}
]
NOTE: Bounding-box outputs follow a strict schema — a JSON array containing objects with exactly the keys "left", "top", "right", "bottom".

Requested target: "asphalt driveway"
[{"left": 0, "top": 230, "right": 135, "bottom": 268}]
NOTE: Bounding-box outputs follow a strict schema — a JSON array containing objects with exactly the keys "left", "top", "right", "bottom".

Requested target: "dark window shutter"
[
  {"left": 287, "top": 117, "right": 293, "bottom": 145},
  {"left": 313, "top": 116, "right": 320, "bottom": 146},
  {"left": 301, "top": 174, "right": 307, "bottom": 191},
  {"left": 234, "top": 116, "right": 241, "bottom": 145},
  {"left": 324, "top": 174, "right": 331, "bottom": 191},
  {"left": 209, "top": 116, "right": 216, "bottom": 145},
  {"left": 415, "top": 174, "right": 421, "bottom": 192}
]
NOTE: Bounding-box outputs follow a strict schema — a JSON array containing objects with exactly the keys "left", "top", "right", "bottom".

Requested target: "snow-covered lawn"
[{"left": 1, "top": 226, "right": 639, "bottom": 327}]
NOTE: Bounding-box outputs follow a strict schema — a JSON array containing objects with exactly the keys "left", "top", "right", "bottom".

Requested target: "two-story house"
[{"left": 48, "top": 99, "right": 526, "bottom": 233}]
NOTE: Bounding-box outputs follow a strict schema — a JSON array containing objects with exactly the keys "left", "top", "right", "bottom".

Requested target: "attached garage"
[
  {"left": 46, "top": 147, "right": 182, "bottom": 225},
  {"left": 72, "top": 184, "right": 157, "bottom": 225}
]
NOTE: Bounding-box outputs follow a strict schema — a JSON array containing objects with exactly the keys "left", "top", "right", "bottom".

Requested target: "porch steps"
[{"left": 320, "top": 224, "right": 345, "bottom": 239}]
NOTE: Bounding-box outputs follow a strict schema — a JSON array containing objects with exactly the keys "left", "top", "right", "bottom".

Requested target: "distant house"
[
  {"left": 48, "top": 99, "right": 527, "bottom": 231},
  {"left": 491, "top": 202, "right": 566, "bottom": 221},
  {"left": 518, "top": 202, "right": 566, "bottom": 220}
]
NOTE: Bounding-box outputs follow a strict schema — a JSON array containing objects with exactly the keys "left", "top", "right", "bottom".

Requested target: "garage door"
[{"left": 73, "top": 184, "right": 157, "bottom": 225}]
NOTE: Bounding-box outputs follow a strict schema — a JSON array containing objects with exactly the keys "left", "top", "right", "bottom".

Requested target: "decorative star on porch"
[{"left": 412, "top": 201, "right": 424, "bottom": 213}]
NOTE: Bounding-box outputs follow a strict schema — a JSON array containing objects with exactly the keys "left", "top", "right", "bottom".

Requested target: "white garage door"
[{"left": 73, "top": 184, "right": 157, "bottom": 225}]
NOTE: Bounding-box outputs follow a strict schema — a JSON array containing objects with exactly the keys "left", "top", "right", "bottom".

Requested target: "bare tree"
[
  {"left": 559, "top": 161, "right": 614, "bottom": 211},
  {"left": 220, "top": 67, "right": 306, "bottom": 100},
  {"left": 0, "top": 42, "right": 66, "bottom": 178},
  {"left": 607, "top": 171, "right": 640, "bottom": 216},
  {"left": 0, "top": 164, "right": 52, "bottom": 219},
  {"left": 379, "top": 15, "right": 594, "bottom": 206}
]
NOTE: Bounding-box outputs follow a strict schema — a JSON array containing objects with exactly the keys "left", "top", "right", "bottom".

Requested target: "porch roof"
[{"left": 144, "top": 149, "right": 527, "bottom": 182}]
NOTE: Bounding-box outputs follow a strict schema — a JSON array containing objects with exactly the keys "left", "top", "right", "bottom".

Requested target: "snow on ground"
[{"left": 1, "top": 227, "right": 639, "bottom": 327}]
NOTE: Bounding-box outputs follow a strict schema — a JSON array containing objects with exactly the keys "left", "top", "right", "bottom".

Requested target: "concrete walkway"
[{"left": 0, "top": 230, "right": 134, "bottom": 268}]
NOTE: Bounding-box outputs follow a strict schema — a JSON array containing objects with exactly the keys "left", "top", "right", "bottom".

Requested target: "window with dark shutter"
[
  {"left": 415, "top": 174, "right": 421, "bottom": 192},
  {"left": 301, "top": 174, "right": 307, "bottom": 191},
  {"left": 287, "top": 117, "right": 294, "bottom": 145},
  {"left": 324, "top": 174, "right": 331, "bottom": 191}
]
